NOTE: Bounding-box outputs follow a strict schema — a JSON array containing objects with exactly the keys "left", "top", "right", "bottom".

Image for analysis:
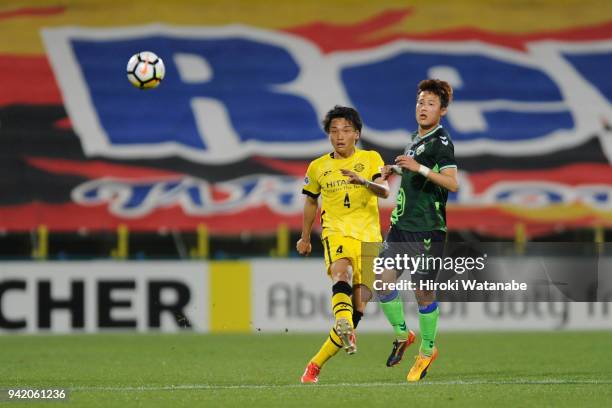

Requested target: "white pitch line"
[{"left": 70, "top": 379, "right": 612, "bottom": 392}]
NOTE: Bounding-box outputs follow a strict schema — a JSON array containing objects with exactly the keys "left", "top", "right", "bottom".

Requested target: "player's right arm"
[
  {"left": 297, "top": 161, "right": 321, "bottom": 256},
  {"left": 297, "top": 195, "right": 317, "bottom": 256}
]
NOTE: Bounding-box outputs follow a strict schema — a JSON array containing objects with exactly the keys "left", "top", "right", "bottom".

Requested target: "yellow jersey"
[{"left": 302, "top": 148, "right": 385, "bottom": 242}]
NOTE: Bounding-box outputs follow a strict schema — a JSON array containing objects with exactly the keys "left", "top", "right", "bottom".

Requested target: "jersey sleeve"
[
  {"left": 369, "top": 151, "right": 385, "bottom": 181},
  {"left": 434, "top": 138, "right": 457, "bottom": 171},
  {"left": 302, "top": 161, "right": 320, "bottom": 198}
]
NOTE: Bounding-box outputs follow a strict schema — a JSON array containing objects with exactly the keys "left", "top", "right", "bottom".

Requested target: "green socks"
[
  {"left": 379, "top": 290, "right": 409, "bottom": 340},
  {"left": 381, "top": 291, "right": 441, "bottom": 354},
  {"left": 418, "top": 301, "right": 440, "bottom": 356}
]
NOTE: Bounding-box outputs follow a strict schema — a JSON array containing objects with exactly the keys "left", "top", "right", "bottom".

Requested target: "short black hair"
[
  {"left": 322, "top": 105, "right": 363, "bottom": 133},
  {"left": 417, "top": 79, "right": 453, "bottom": 108}
]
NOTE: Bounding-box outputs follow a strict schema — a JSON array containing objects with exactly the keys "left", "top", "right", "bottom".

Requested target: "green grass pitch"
[{"left": 1, "top": 331, "right": 611, "bottom": 407}]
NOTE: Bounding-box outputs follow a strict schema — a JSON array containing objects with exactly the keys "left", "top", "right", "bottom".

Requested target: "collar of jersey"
[
  {"left": 330, "top": 148, "right": 361, "bottom": 159},
  {"left": 414, "top": 124, "right": 442, "bottom": 141}
]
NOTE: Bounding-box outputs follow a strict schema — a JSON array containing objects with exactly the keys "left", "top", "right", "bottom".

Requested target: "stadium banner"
[
  {"left": 1, "top": 260, "right": 611, "bottom": 334},
  {"left": 0, "top": 261, "right": 208, "bottom": 334},
  {"left": 1, "top": 2, "right": 612, "bottom": 237}
]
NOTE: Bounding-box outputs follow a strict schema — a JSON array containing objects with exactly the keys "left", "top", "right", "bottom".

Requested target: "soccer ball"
[{"left": 126, "top": 51, "right": 165, "bottom": 89}]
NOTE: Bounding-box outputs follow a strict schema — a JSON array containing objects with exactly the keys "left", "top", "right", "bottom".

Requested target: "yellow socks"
[
  {"left": 310, "top": 281, "right": 354, "bottom": 368},
  {"left": 331, "top": 281, "right": 354, "bottom": 326},
  {"left": 311, "top": 330, "right": 342, "bottom": 367}
]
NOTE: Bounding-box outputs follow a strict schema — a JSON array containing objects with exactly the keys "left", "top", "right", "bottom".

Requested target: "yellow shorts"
[{"left": 322, "top": 235, "right": 366, "bottom": 286}]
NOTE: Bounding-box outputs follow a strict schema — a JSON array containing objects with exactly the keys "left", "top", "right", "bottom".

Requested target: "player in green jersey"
[{"left": 379, "top": 79, "right": 459, "bottom": 381}]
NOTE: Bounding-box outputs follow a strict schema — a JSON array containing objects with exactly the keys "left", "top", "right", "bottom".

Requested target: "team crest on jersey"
[
  {"left": 415, "top": 144, "right": 426, "bottom": 156},
  {"left": 353, "top": 163, "right": 365, "bottom": 172},
  {"left": 304, "top": 176, "right": 309, "bottom": 185}
]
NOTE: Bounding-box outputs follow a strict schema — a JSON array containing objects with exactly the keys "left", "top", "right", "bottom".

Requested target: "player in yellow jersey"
[{"left": 298, "top": 106, "right": 390, "bottom": 384}]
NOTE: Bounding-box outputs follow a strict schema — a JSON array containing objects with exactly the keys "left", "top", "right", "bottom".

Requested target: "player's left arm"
[
  {"left": 424, "top": 167, "right": 458, "bottom": 192},
  {"left": 395, "top": 138, "right": 459, "bottom": 192},
  {"left": 340, "top": 151, "right": 390, "bottom": 198},
  {"left": 341, "top": 169, "right": 390, "bottom": 198}
]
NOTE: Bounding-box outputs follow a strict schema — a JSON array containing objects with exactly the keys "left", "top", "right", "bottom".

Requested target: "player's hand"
[
  {"left": 296, "top": 238, "right": 312, "bottom": 256},
  {"left": 395, "top": 155, "right": 420, "bottom": 173},
  {"left": 381, "top": 165, "right": 396, "bottom": 180},
  {"left": 341, "top": 169, "right": 366, "bottom": 185}
]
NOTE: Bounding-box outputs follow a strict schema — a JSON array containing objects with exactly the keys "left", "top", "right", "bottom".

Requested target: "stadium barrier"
[
  {"left": 15, "top": 223, "right": 609, "bottom": 260},
  {"left": 0, "top": 260, "right": 610, "bottom": 334}
]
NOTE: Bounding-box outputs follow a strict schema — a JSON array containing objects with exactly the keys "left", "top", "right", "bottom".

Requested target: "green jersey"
[{"left": 391, "top": 125, "right": 457, "bottom": 232}]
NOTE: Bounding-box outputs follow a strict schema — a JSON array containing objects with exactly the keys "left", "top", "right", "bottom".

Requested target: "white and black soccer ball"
[{"left": 126, "top": 51, "right": 165, "bottom": 89}]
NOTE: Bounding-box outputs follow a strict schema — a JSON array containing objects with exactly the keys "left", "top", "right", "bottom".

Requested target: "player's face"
[
  {"left": 328, "top": 118, "right": 359, "bottom": 156},
  {"left": 415, "top": 91, "right": 447, "bottom": 131}
]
